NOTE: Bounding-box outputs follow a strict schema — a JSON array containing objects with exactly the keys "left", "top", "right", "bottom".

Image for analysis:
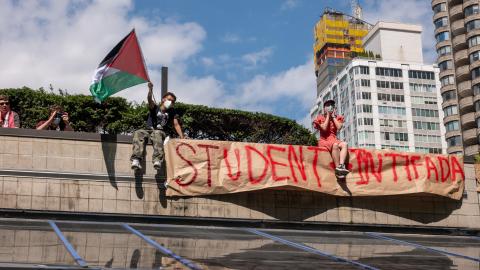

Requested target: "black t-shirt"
[{"left": 146, "top": 105, "right": 179, "bottom": 130}]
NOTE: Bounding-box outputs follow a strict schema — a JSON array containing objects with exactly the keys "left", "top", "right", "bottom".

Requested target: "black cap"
[{"left": 324, "top": 99, "right": 335, "bottom": 107}]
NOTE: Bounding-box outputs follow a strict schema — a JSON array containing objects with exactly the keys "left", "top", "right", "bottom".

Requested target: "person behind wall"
[
  {"left": 313, "top": 99, "right": 350, "bottom": 177},
  {"left": 130, "top": 82, "right": 185, "bottom": 171},
  {"left": 36, "top": 105, "right": 73, "bottom": 131},
  {"left": 0, "top": 95, "right": 20, "bottom": 128}
]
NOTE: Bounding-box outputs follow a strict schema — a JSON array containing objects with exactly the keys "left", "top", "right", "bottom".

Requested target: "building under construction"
[{"left": 313, "top": 8, "right": 371, "bottom": 94}]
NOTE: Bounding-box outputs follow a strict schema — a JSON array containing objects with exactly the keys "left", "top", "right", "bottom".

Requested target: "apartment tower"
[{"left": 432, "top": 0, "right": 480, "bottom": 156}]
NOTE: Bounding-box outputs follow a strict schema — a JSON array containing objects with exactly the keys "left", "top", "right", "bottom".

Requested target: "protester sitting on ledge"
[
  {"left": 0, "top": 95, "right": 20, "bottom": 128},
  {"left": 36, "top": 105, "right": 73, "bottom": 131},
  {"left": 313, "top": 99, "right": 350, "bottom": 177},
  {"left": 131, "top": 82, "right": 185, "bottom": 171}
]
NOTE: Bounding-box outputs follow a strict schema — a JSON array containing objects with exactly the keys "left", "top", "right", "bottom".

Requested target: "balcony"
[
  {"left": 455, "top": 64, "right": 471, "bottom": 82},
  {"left": 458, "top": 80, "right": 472, "bottom": 97},
  {"left": 442, "top": 98, "right": 458, "bottom": 110},
  {"left": 461, "top": 112, "right": 476, "bottom": 129},
  {"left": 464, "top": 144, "right": 479, "bottom": 156},
  {"left": 449, "top": 0, "right": 462, "bottom": 7},
  {"left": 445, "top": 130, "right": 462, "bottom": 140},
  {"left": 451, "top": 19, "right": 465, "bottom": 36},
  {"left": 441, "top": 84, "right": 457, "bottom": 95},
  {"left": 431, "top": 0, "right": 445, "bottom": 6},
  {"left": 438, "top": 53, "right": 453, "bottom": 64},
  {"left": 447, "top": 145, "right": 464, "bottom": 154},
  {"left": 450, "top": 4, "right": 464, "bottom": 21},
  {"left": 444, "top": 113, "right": 460, "bottom": 124},
  {"left": 439, "top": 68, "right": 455, "bottom": 79},
  {"left": 463, "top": 128, "right": 478, "bottom": 145},
  {"left": 454, "top": 49, "right": 469, "bottom": 66},
  {"left": 452, "top": 34, "right": 467, "bottom": 50},
  {"left": 459, "top": 95, "right": 474, "bottom": 113}
]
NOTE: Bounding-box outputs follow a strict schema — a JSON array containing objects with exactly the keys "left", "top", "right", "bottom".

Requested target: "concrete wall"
[
  {"left": 0, "top": 129, "right": 479, "bottom": 229},
  {"left": 363, "top": 22, "right": 424, "bottom": 64}
]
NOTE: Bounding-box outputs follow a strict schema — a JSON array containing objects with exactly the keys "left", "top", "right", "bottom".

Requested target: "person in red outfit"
[{"left": 313, "top": 99, "right": 349, "bottom": 176}]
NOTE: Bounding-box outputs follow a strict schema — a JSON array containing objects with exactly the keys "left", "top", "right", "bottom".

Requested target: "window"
[
  {"left": 437, "top": 45, "right": 452, "bottom": 56},
  {"left": 381, "top": 132, "right": 408, "bottom": 142},
  {"left": 465, "top": 4, "right": 480, "bottom": 16},
  {"left": 434, "top": 17, "right": 448, "bottom": 29},
  {"left": 380, "top": 119, "right": 406, "bottom": 128},
  {"left": 411, "top": 96, "right": 437, "bottom": 105},
  {"left": 443, "top": 105, "right": 458, "bottom": 116},
  {"left": 468, "top": 35, "right": 480, "bottom": 47},
  {"left": 377, "top": 81, "right": 403, "bottom": 89},
  {"left": 409, "top": 83, "right": 436, "bottom": 93},
  {"left": 414, "top": 134, "right": 442, "bottom": 143},
  {"left": 445, "top": 120, "right": 460, "bottom": 131},
  {"left": 360, "top": 66, "right": 369, "bottom": 75},
  {"left": 415, "top": 147, "right": 442, "bottom": 154},
  {"left": 382, "top": 145, "right": 410, "bottom": 151},
  {"left": 470, "top": 51, "right": 480, "bottom": 62},
  {"left": 356, "top": 92, "right": 371, "bottom": 100},
  {"left": 474, "top": 84, "right": 480, "bottom": 95},
  {"left": 357, "top": 104, "right": 372, "bottom": 113},
  {"left": 472, "top": 67, "right": 480, "bottom": 79},
  {"left": 438, "top": 60, "right": 453, "bottom": 71},
  {"left": 475, "top": 100, "right": 480, "bottom": 112},
  {"left": 466, "top": 20, "right": 480, "bottom": 32},
  {"left": 376, "top": 67, "right": 402, "bottom": 77},
  {"left": 446, "top": 136, "right": 461, "bottom": 147},
  {"left": 378, "top": 93, "right": 404, "bottom": 102},
  {"left": 413, "top": 121, "right": 440, "bottom": 130},
  {"left": 412, "top": 108, "right": 440, "bottom": 117},
  {"left": 441, "top": 90, "right": 457, "bottom": 101},
  {"left": 357, "top": 118, "right": 373, "bottom": 126},
  {"left": 435, "top": 32, "right": 450, "bottom": 42},
  {"left": 379, "top": 106, "right": 406, "bottom": 115},
  {"left": 358, "top": 131, "right": 375, "bottom": 142},
  {"left": 394, "top": 133, "right": 408, "bottom": 142},
  {"left": 440, "top": 75, "right": 454, "bottom": 86},
  {"left": 408, "top": 70, "right": 435, "bottom": 80},
  {"left": 433, "top": 3, "right": 446, "bottom": 14},
  {"left": 360, "top": 79, "right": 370, "bottom": 87}
]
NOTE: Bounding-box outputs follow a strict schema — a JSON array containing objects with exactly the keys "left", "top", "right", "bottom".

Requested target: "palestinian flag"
[{"left": 90, "top": 29, "right": 149, "bottom": 102}]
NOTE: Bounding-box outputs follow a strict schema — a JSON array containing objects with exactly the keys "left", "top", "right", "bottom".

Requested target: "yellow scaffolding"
[{"left": 313, "top": 12, "right": 370, "bottom": 70}]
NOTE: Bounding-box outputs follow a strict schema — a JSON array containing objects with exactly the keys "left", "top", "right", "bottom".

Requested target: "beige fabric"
[{"left": 165, "top": 139, "right": 465, "bottom": 200}]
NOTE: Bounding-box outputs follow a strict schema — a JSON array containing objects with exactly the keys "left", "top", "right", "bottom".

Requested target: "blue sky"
[{"left": 0, "top": 0, "right": 435, "bottom": 127}]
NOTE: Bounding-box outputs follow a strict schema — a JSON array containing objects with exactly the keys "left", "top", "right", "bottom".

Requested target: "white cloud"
[
  {"left": 241, "top": 47, "right": 274, "bottom": 68},
  {"left": 281, "top": 0, "right": 300, "bottom": 10},
  {"left": 363, "top": 0, "right": 436, "bottom": 64},
  {"left": 200, "top": 57, "right": 215, "bottom": 68},
  {"left": 0, "top": 0, "right": 206, "bottom": 97},
  {"left": 223, "top": 58, "right": 316, "bottom": 115},
  {"left": 221, "top": 33, "right": 241, "bottom": 43}
]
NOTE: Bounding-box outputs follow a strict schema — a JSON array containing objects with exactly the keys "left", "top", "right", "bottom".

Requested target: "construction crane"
[{"left": 351, "top": 0, "right": 363, "bottom": 20}]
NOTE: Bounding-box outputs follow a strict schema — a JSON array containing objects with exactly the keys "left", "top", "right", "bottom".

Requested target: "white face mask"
[
  {"left": 325, "top": 105, "right": 334, "bottom": 113},
  {"left": 163, "top": 100, "right": 172, "bottom": 109}
]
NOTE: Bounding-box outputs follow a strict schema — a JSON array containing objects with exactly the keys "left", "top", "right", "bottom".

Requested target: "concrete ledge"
[{"left": 0, "top": 131, "right": 478, "bottom": 230}]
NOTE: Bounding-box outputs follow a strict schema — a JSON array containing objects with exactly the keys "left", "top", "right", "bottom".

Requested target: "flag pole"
[{"left": 161, "top": 66, "right": 168, "bottom": 97}]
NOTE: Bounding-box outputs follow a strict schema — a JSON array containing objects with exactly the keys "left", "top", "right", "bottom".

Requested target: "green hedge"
[{"left": 0, "top": 87, "right": 317, "bottom": 146}]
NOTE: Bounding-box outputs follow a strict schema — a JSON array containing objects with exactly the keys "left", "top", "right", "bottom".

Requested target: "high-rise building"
[
  {"left": 313, "top": 9, "right": 371, "bottom": 95},
  {"left": 310, "top": 22, "right": 447, "bottom": 154},
  {"left": 431, "top": 0, "right": 479, "bottom": 156}
]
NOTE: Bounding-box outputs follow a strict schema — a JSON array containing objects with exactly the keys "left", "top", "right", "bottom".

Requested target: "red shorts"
[{"left": 318, "top": 138, "right": 342, "bottom": 152}]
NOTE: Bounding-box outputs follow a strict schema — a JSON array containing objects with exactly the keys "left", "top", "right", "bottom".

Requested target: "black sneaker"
[{"left": 335, "top": 164, "right": 350, "bottom": 175}]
